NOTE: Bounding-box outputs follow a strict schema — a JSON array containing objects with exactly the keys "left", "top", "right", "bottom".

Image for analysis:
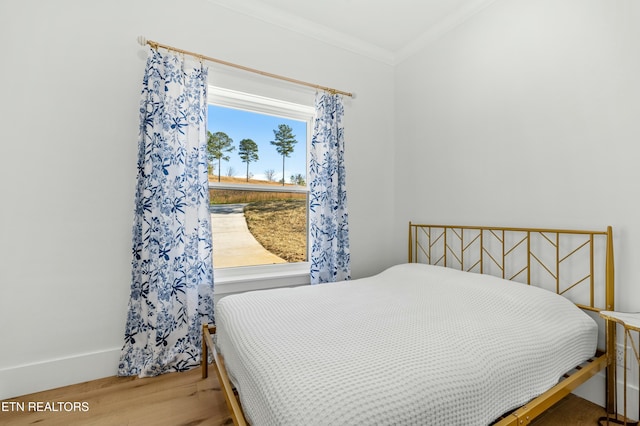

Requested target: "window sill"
[{"left": 214, "top": 262, "right": 310, "bottom": 295}]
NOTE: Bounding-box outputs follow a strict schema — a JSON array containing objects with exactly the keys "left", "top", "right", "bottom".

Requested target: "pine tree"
[
  {"left": 270, "top": 124, "right": 297, "bottom": 186},
  {"left": 238, "top": 138, "right": 259, "bottom": 182},
  {"left": 206, "top": 131, "right": 235, "bottom": 182}
]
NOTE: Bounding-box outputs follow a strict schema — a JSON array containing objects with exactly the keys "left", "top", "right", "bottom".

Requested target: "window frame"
[{"left": 207, "top": 86, "right": 314, "bottom": 296}]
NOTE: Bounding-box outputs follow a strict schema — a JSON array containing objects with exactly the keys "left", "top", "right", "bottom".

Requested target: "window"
[{"left": 208, "top": 87, "right": 314, "bottom": 294}]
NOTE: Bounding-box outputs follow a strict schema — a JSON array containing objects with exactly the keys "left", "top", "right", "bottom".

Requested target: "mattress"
[{"left": 215, "top": 263, "right": 598, "bottom": 426}]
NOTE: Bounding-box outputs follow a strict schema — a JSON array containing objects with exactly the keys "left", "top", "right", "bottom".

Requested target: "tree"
[
  {"left": 207, "top": 131, "right": 235, "bottom": 182},
  {"left": 290, "top": 173, "right": 306, "bottom": 186},
  {"left": 238, "top": 138, "right": 259, "bottom": 182},
  {"left": 264, "top": 169, "right": 276, "bottom": 182},
  {"left": 270, "top": 124, "right": 297, "bottom": 186}
]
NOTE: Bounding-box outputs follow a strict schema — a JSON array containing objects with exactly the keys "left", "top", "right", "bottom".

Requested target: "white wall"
[
  {"left": 394, "top": 0, "right": 640, "bottom": 407},
  {"left": 0, "top": 0, "right": 394, "bottom": 399}
]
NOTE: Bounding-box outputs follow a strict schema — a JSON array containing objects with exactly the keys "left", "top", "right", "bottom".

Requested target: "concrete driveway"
[{"left": 210, "top": 203, "right": 286, "bottom": 268}]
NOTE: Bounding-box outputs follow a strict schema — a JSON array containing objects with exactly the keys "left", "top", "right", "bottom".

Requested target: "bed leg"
[
  {"left": 202, "top": 323, "right": 209, "bottom": 379},
  {"left": 606, "top": 318, "right": 617, "bottom": 416}
]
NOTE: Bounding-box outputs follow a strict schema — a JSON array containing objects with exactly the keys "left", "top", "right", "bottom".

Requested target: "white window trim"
[
  {"left": 209, "top": 86, "right": 314, "bottom": 122},
  {"left": 214, "top": 263, "right": 311, "bottom": 296},
  {"left": 208, "top": 86, "right": 314, "bottom": 293}
]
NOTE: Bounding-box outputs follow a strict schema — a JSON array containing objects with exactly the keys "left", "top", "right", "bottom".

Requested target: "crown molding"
[
  {"left": 207, "top": 0, "right": 396, "bottom": 65},
  {"left": 207, "top": 0, "right": 499, "bottom": 66}
]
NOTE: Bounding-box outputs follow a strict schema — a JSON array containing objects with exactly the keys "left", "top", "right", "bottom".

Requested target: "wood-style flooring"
[{"left": 0, "top": 366, "right": 612, "bottom": 425}]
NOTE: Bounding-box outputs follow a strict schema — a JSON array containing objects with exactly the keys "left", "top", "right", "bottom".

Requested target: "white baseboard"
[
  {"left": 573, "top": 371, "right": 606, "bottom": 407},
  {"left": 573, "top": 371, "right": 639, "bottom": 422},
  {"left": 0, "top": 348, "right": 121, "bottom": 400}
]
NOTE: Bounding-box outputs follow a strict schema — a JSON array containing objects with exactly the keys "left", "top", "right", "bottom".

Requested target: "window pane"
[{"left": 207, "top": 102, "right": 309, "bottom": 269}]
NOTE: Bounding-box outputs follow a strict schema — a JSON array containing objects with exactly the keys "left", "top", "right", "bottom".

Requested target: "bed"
[{"left": 202, "top": 223, "right": 616, "bottom": 425}]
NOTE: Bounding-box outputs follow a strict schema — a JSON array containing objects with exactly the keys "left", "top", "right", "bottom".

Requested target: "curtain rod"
[{"left": 137, "top": 36, "right": 354, "bottom": 98}]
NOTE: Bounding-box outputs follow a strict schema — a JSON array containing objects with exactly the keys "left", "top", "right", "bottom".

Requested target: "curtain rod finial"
[{"left": 137, "top": 35, "right": 147, "bottom": 46}]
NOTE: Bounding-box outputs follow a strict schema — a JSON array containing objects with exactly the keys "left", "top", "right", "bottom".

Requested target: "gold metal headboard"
[
  {"left": 408, "top": 223, "right": 614, "bottom": 313},
  {"left": 408, "top": 222, "right": 616, "bottom": 415}
]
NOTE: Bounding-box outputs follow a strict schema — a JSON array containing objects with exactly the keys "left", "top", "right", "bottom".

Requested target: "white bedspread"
[{"left": 215, "top": 263, "right": 597, "bottom": 426}]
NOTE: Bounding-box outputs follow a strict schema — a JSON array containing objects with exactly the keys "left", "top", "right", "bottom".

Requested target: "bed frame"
[{"left": 202, "top": 223, "right": 616, "bottom": 426}]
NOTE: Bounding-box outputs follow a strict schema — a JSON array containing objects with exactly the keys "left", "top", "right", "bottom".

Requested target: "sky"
[{"left": 207, "top": 105, "right": 308, "bottom": 182}]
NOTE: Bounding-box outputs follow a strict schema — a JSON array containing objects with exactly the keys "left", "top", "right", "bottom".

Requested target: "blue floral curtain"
[
  {"left": 118, "top": 48, "right": 214, "bottom": 377},
  {"left": 309, "top": 92, "right": 351, "bottom": 284}
]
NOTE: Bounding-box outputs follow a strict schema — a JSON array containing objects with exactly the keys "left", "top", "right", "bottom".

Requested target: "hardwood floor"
[
  {"left": 528, "top": 394, "right": 608, "bottom": 426},
  {"left": 1, "top": 366, "right": 610, "bottom": 425},
  {"left": 1, "top": 368, "right": 230, "bottom": 426}
]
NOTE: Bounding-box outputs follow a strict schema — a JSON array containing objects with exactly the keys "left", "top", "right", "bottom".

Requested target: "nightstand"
[{"left": 600, "top": 311, "right": 640, "bottom": 426}]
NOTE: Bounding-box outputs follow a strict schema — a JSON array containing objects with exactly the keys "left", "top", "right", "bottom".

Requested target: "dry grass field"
[{"left": 244, "top": 199, "right": 307, "bottom": 262}]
